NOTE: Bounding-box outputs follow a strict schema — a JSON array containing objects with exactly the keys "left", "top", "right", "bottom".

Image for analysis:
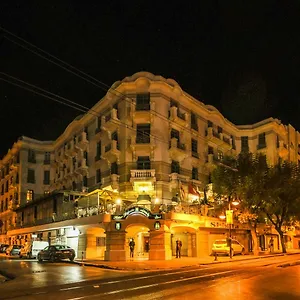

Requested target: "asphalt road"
[{"left": 0, "top": 254, "right": 300, "bottom": 300}]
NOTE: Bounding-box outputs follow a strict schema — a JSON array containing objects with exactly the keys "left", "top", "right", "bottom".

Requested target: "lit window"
[{"left": 26, "top": 190, "right": 34, "bottom": 202}]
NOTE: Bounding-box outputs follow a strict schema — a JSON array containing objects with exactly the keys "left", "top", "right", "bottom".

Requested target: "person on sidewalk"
[
  {"left": 176, "top": 239, "right": 182, "bottom": 258},
  {"left": 129, "top": 238, "right": 135, "bottom": 259},
  {"left": 269, "top": 237, "right": 274, "bottom": 253}
]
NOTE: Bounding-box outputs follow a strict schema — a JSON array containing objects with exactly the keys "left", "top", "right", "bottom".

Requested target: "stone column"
[
  {"left": 196, "top": 230, "right": 209, "bottom": 257},
  {"left": 105, "top": 230, "right": 126, "bottom": 261},
  {"left": 149, "top": 230, "right": 172, "bottom": 260}
]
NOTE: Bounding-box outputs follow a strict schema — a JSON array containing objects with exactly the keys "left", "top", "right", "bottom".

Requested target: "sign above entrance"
[{"left": 112, "top": 206, "right": 163, "bottom": 220}]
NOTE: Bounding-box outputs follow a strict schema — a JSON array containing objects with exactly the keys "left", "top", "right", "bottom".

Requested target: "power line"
[
  {"left": 1, "top": 26, "right": 209, "bottom": 143},
  {"left": 0, "top": 73, "right": 169, "bottom": 147},
  {"left": 1, "top": 26, "right": 230, "bottom": 152}
]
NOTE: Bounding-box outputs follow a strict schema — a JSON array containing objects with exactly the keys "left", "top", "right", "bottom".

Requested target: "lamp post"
[{"left": 222, "top": 200, "right": 239, "bottom": 259}]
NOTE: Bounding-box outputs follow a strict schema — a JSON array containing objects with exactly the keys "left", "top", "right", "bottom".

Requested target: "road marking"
[
  {"left": 60, "top": 286, "right": 83, "bottom": 291},
  {"left": 66, "top": 270, "right": 235, "bottom": 300}
]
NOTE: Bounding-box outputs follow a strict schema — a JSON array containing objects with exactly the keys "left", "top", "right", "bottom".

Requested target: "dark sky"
[{"left": 1, "top": 1, "right": 300, "bottom": 158}]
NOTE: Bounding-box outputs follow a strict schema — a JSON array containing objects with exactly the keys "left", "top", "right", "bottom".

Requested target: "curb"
[
  {"left": 70, "top": 252, "right": 300, "bottom": 271},
  {"left": 278, "top": 261, "right": 300, "bottom": 268},
  {"left": 0, "top": 270, "right": 15, "bottom": 282}
]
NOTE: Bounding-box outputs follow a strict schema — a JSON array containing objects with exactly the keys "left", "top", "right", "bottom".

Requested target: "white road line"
[{"left": 66, "top": 270, "right": 235, "bottom": 300}]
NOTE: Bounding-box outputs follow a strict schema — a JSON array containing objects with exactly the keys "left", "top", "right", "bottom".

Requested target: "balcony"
[
  {"left": 133, "top": 105, "right": 151, "bottom": 123},
  {"left": 278, "top": 141, "right": 289, "bottom": 158},
  {"left": 75, "top": 159, "right": 89, "bottom": 175},
  {"left": 65, "top": 165, "right": 74, "bottom": 178},
  {"left": 55, "top": 170, "right": 65, "bottom": 182},
  {"left": 101, "top": 140, "right": 121, "bottom": 164},
  {"left": 101, "top": 109, "right": 120, "bottom": 135},
  {"left": 130, "top": 135, "right": 156, "bottom": 155},
  {"left": 65, "top": 140, "right": 77, "bottom": 157},
  {"left": 102, "top": 173, "right": 120, "bottom": 191},
  {"left": 169, "top": 106, "right": 188, "bottom": 127},
  {"left": 130, "top": 169, "right": 156, "bottom": 193},
  {"left": 168, "top": 138, "right": 188, "bottom": 162},
  {"left": 75, "top": 132, "right": 89, "bottom": 151},
  {"left": 206, "top": 127, "right": 224, "bottom": 146}
]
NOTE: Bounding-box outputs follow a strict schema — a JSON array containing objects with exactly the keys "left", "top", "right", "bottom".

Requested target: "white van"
[{"left": 19, "top": 241, "right": 49, "bottom": 259}]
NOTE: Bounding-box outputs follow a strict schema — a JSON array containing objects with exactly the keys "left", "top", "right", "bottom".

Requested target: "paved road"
[{"left": 1, "top": 254, "right": 300, "bottom": 299}]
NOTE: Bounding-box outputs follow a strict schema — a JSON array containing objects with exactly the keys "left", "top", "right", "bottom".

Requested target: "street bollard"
[
  {"left": 81, "top": 251, "right": 84, "bottom": 266},
  {"left": 214, "top": 251, "right": 218, "bottom": 261}
]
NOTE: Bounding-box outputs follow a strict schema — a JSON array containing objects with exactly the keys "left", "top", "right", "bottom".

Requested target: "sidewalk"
[{"left": 72, "top": 250, "right": 300, "bottom": 271}]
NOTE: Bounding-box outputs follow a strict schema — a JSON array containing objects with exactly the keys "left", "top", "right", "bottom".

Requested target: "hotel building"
[{"left": 1, "top": 72, "right": 299, "bottom": 260}]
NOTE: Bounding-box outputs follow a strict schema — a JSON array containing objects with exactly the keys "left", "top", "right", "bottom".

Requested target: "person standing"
[
  {"left": 176, "top": 239, "right": 182, "bottom": 258},
  {"left": 129, "top": 238, "right": 135, "bottom": 259},
  {"left": 269, "top": 237, "right": 274, "bottom": 253}
]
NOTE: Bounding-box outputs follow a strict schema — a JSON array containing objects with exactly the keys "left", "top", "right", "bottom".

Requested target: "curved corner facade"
[{"left": 1, "top": 72, "right": 300, "bottom": 260}]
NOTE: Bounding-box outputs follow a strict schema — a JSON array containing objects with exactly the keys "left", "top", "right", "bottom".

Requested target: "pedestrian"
[
  {"left": 129, "top": 238, "right": 135, "bottom": 259},
  {"left": 176, "top": 239, "right": 182, "bottom": 258},
  {"left": 269, "top": 237, "right": 274, "bottom": 253}
]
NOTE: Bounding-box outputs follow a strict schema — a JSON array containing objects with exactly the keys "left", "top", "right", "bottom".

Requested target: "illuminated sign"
[
  {"left": 154, "top": 221, "right": 161, "bottom": 230},
  {"left": 112, "top": 206, "right": 162, "bottom": 220},
  {"left": 226, "top": 210, "right": 233, "bottom": 225},
  {"left": 115, "top": 222, "right": 121, "bottom": 231}
]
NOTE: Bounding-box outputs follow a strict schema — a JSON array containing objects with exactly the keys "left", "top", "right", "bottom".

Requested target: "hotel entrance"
[{"left": 126, "top": 224, "right": 150, "bottom": 260}]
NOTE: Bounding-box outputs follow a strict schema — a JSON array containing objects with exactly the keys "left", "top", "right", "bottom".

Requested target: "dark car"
[
  {"left": 0, "top": 244, "right": 9, "bottom": 253},
  {"left": 37, "top": 245, "right": 75, "bottom": 262},
  {"left": 6, "top": 245, "right": 22, "bottom": 256}
]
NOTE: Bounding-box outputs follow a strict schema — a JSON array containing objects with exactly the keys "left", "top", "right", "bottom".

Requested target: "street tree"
[
  {"left": 263, "top": 161, "right": 300, "bottom": 253},
  {"left": 211, "top": 153, "right": 265, "bottom": 255}
]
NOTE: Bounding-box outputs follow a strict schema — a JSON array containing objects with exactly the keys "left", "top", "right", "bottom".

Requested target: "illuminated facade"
[{"left": 1, "top": 72, "right": 300, "bottom": 259}]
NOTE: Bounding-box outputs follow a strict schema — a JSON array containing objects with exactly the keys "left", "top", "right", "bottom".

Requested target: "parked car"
[
  {"left": 6, "top": 245, "right": 22, "bottom": 256},
  {"left": 212, "top": 239, "right": 245, "bottom": 256},
  {"left": 0, "top": 244, "right": 9, "bottom": 253},
  {"left": 37, "top": 245, "right": 75, "bottom": 262},
  {"left": 19, "top": 241, "right": 49, "bottom": 259}
]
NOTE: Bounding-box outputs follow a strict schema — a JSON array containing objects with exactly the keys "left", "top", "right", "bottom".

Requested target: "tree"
[
  {"left": 212, "top": 152, "right": 300, "bottom": 254},
  {"left": 211, "top": 153, "right": 265, "bottom": 255},
  {"left": 263, "top": 162, "right": 300, "bottom": 253}
]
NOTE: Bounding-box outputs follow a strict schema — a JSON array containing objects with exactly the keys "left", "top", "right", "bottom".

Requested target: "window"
[
  {"left": 44, "top": 152, "right": 51, "bottom": 164},
  {"left": 95, "top": 141, "right": 101, "bottom": 161},
  {"left": 137, "top": 156, "right": 151, "bottom": 169},
  {"left": 28, "top": 149, "right": 36, "bottom": 163},
  {"left": 27, "top": 169, "right": 35, "bottom": 184},
  {"left": 5, "top": 181, "right": 8, "bottom": 193},
  {"left": 208, "top": 146, "right": 214, "bottom": 155},
  {"left": 171, "top": 161, "right": 180, "bottom": 174},
  {"left": 136, "top": 124, "right": 150, "bottom": 143},
  {"left": 171, "top": 128, "right": 180, "bottom": 140},
  {"left": 191, "top": 113, "right": 198, "bottom": 131},
  {"left": 207, "top": 120, "right": 213, "bottom": 128},
  {"left": 44, "top": 170, "right": 50, "bottom": 185},
  {"left": 96, "top": 169, "right": 101, "bottom": 183},
  {"left": 96, "top": 116, "right": 102, "bottom": 131},
  {"left": 26, "top": 190, "right": 34, "bottom": 202},
  {"left": 217, "top": 126, "right": 223, "bottom": 134},
  {"left": 136, "top": 93, "right": 150, "bottom": 111},
  {"left": 192, "top": 168, "right": 198, "bottom": 180},
  {"left": 84, "top": 151, "right": 88, "bottom": 166},
  {"left": 241, "top": 136, "right": 249, "bottom": 152},
  {"left": 191, "top": 139, "right": 198, "bottom": 157},
  {"left": 1, "top": 184, "right": 3, "bottom": 195},
  {"left": 231, "top": 135, "right": 236, "bottom": 149},
  {"left": 83, "top": 175, "right": 88, "bottom": 187},
  {"left": 111, "top": 162, "right": 118, "bottom": 175},
  {"left": 258, "top": 133, "right": 266, "bottom": 149},
  {"left": 217, "top": 151, "right": 224, "bottom": 161}
]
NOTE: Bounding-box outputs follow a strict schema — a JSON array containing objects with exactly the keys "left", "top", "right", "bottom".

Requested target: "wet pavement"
[
  {"left": 70, "top": 250, "right": 300, "bottom": 270},
  {"left": 0, "top": 254, "right": 299, "bottom": 299}
]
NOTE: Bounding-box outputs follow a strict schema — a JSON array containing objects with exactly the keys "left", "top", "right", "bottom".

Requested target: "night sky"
[{"left": 1, "top": 1, "right": 300, "bottom": 158}]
